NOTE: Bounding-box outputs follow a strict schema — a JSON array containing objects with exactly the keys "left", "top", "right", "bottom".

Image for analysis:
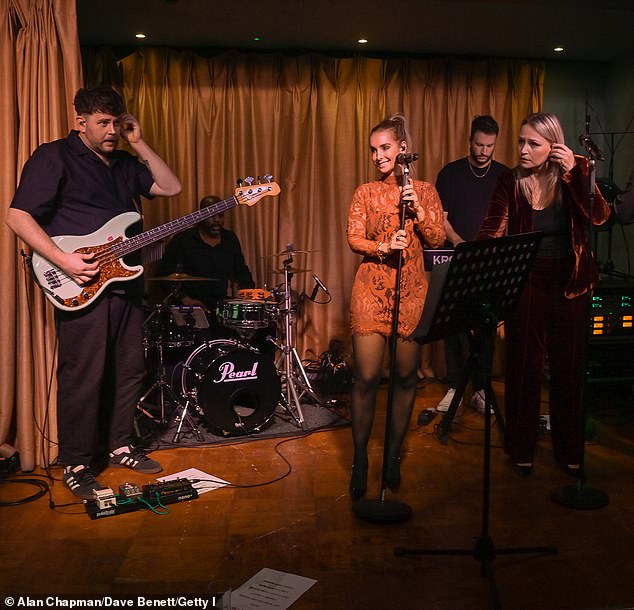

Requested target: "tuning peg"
[
  {"left": 245, "top": 176, "right": 254, "bottom": 186},
  {"left": 263, "top": 174, "right": 273, "bottom": 183},
  {"left": 236, "top": 178, "right": 243, "bottom": 186}
]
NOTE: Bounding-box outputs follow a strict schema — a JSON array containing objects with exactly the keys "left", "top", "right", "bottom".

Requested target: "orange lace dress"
[{"left": 347, "top": 175, "right": 446, "bottom": 337}]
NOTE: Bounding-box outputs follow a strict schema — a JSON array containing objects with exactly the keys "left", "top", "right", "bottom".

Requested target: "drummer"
[{"left": 156, "top": 195, "right": 255, "bottom": 313}]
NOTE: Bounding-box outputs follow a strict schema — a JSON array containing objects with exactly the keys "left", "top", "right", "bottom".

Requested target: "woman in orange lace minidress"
[{"left": 346, "top": 114, "right": 445, "bottom": 498}]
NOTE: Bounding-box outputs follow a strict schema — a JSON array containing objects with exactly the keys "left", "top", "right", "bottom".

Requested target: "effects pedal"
[
  {"left": 119, "top": 482, "right": 143, "bottom": 499},
  {"left": 94, "top": 488, "right": 116, "bottom": 509}
]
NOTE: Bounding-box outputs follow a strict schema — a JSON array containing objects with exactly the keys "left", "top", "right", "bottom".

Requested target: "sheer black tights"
[{"left": 350, "top": 333, "right": 420, "bottom": 465}]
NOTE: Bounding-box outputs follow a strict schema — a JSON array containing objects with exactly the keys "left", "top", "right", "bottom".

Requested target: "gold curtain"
[
  {"left": 1, "top": 0, "right": 82, "bottom": 469},
  {"left": 86, "top": 48, "right": 543, "bottom": 360},
  {"left": 3, "top": 36, "right": 542, "bottom": 467}
]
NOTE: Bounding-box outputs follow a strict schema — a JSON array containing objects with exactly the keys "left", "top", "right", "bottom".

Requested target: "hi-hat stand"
[
  {"left": 137, "top": 303, "right": 183, "bottom": 424},
  {"left": 269, "top": 248, "right": 322, "bottom": 430},
  {"left": 397, "top": 233, "right": 558, "bottom": 610}
]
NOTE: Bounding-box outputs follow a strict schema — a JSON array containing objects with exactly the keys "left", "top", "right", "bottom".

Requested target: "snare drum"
[
  {"left": 219, "top": 300, "right": 277, "bottom": 330},
  {"left": 181, "top": 339, "right": 281, "bottom": 436}
]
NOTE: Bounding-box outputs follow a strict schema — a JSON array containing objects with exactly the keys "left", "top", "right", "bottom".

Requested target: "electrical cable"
[{"left": 0, "top": 477, "right": 49, "bottom": 506}]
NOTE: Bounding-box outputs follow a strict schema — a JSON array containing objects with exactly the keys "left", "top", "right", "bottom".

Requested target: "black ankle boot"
[
  {"left": 349, "top": 461, "right": 368, "bottom": 500},
  {"left": 385, "top": 456, "right": 401, "bottom": 492}
]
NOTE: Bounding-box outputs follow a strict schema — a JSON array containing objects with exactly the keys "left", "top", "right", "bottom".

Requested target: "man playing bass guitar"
[{"left": 6, "top": 86, "right": 182, "bottom": 500}]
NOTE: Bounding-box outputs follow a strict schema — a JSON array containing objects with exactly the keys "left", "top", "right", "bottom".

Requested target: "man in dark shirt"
[
  {"left": 435, "top": 115, "right": 508, "bottom": 414},
  {"left": 156, "top": 195, "right": 255, "bottom": 311},
  {"left": 6, "top": 86, "right": 182, "bottom": 500}
]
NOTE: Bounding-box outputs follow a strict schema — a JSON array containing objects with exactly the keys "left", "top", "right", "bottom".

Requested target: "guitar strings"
[{"left": 50, "top": 193, "right": 253, "bottom": 292}]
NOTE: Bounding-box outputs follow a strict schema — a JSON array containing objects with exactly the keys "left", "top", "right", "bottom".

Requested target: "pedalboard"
[{"left": 85, "top": 478, "right": 198, "bottom": 519}]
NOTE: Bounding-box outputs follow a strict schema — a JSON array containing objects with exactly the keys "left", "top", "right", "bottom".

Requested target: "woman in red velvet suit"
[{"left": 478, "top": 112, "right": 611, "bottom": 478}]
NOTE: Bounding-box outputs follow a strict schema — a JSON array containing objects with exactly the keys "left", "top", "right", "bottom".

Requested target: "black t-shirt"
[
  {"left": 11, "top": 130, "right": 154, "bottom": 236},
  {"left": 435, "top": 157, "right": 508, "bottom": 242},
  {"left": 156, "top": 227, "right": 255, "bottom": 307}
]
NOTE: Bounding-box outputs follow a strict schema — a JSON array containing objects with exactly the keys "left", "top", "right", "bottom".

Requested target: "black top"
[
  {"left": 156, "top": 226, "right": 255, "bottom": 307},
  {"left": 436, "top": 157, "right": 508, "bottom": 242},
  {"left": 11, "top": 130, "right": 154, "bottom": 236},
  {"left": 532, "top": 204, "right": 573, "bottom": 258}
]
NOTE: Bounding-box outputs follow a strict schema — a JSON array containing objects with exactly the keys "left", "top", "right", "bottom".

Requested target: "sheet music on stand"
[
  {"left": 411, "top": 232, "right": 544, "bottom": 344},
  {"left": 170, "top": 306, "right": 210, "bottom": 329}
]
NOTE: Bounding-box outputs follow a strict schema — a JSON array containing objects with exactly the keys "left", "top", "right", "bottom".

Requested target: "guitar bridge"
[{"left": 43, "top": 268, "right": 63, "bottom": 289}]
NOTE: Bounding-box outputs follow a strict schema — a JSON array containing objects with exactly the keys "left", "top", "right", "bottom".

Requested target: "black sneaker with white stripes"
[
  {"left": 63, "top": 465, "right": 106, "bottom": 500},
  {"left": 108, "top": 446, "right": 162, "bottom": 474}
]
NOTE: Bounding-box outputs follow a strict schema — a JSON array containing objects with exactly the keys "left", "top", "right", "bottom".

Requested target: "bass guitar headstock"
[{"left": 235, "top": 174, "right": 280, "bottom": 206}]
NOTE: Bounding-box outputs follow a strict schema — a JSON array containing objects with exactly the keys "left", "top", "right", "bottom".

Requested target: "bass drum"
[{"left": 181, "top": 339, "right": 281, "bottom": 436}]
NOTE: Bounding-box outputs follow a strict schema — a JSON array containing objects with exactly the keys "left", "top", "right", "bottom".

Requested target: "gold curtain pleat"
[{"left": 1, "top": 0, "right": 82, "bottom": 469}]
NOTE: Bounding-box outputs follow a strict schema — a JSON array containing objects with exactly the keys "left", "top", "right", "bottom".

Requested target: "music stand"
[
  {"left": 170, "top": 306, "right": 210, "bottom": 330},
  {"left": 396, "top": 233, "right": 558, "bottom": 610}
]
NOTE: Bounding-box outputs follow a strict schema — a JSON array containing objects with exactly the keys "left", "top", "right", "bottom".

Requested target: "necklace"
[{"left": 468, "top": 160, "right": 492, "bottom": 179}]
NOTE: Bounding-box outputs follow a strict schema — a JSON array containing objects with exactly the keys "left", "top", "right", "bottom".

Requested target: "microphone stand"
[
  {"left": 550, "top": 150, "right": 609, "bottom": 510},
  {"left": 352, "top": 160, "right": 414, "bottom": 523}
]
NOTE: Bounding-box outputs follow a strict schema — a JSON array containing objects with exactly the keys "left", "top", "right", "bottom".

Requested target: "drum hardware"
[
  {"left": 272, "top": 267, "right": 311, "bottom": 274},
  {"left": 272, "top": 247, "right": 323, "bottom": 429},
  {"left": 147, "top": 272, "right": 220, "bottom": 282},
  {"left": 137, "top": 304, "right": 185, "bottom": 423},
  {"left": 171, "top": 389, "right": 205, "bottom": 444}
]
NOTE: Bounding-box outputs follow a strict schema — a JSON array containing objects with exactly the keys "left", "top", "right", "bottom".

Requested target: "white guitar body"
[{"left": 32, "top": 212, "right": 144, "bottom": 312}]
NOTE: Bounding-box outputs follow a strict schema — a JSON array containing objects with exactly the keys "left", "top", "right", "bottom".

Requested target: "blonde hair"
[
  {"left": 370, "top": 113, "right": 412, "bottom": 151},
  {"left": 515, "top": 112, "right": 565, "bottom": 207}
]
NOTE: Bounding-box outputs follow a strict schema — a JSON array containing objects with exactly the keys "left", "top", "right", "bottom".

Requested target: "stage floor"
[{"left": 1, "top": 378, "right": 633, "bottom": 610}]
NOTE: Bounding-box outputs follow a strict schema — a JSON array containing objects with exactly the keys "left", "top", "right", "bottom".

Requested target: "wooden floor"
[{"left": 1, "top": 379, "right": 633, "bottom": 610}]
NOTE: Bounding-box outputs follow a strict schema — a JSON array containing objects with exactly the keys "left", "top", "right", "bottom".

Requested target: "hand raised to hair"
[
  {"left": 549, "top": 143, "right": 575, "bottom": 173},
  {"left": 118, "top": 113, "right": 143, "bottom": 145}
]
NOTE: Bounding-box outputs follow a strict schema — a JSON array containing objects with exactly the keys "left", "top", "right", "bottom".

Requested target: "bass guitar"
[{"left": 32, "top": 178, "right": 280, "bottom": 312}]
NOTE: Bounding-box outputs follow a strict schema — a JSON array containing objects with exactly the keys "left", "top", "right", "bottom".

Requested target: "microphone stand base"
[
  {"left": 352, "top": 497, "right": 412, "bottom": 523},
  {"left": 550, "top": 483, "right": 609, "bottom": 510}
]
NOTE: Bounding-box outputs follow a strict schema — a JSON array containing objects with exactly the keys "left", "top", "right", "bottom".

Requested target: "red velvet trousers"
[{"left": 504, "top": 257, "right": 588, "bottom": 465}]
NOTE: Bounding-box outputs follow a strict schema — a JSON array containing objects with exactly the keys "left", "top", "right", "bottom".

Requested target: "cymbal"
[
  {"left": 147, "top": 272, "right": 218, "bottom": 282},
  {"left": 267, "top": 249, "right": 315, "bottom": 257},
  {"left": 272, "top": 267, "right": 311, "bottom": 274}
]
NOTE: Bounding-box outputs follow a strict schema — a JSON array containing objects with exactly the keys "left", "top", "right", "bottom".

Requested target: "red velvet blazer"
[{"left": 478, "top": 156, "right": 611, "bottom": 298}]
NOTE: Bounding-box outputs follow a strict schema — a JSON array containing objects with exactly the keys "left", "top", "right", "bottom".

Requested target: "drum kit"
[{"left": 138, "top": 247, "right": 323, "bottom": 441}]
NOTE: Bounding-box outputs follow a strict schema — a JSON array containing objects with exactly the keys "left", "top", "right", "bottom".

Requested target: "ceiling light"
[
  {"left": 358, "top": 38, "right": 368, "bottom": 44},
  {"left": 135, "top": 33, "right": 146, "bottom": 39},
  {"left": 554, "top": 46, "right": 564, "bottom": 52}
]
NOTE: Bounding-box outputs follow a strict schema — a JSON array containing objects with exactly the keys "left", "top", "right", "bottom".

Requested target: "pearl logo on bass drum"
[{"left": 214, "top": 361, "right": 260, "bottom": 383}]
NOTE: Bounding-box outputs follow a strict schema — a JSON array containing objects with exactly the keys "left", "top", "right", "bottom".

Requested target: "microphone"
[
  {"left": 396, "top": 152, "right": 420, "bottom": 164},
  {"left": 579, "top": 134, "right": 605, "bottom": 161},
  {"left": 310, "top": 274, "right": 329, "bottom": 300}
]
